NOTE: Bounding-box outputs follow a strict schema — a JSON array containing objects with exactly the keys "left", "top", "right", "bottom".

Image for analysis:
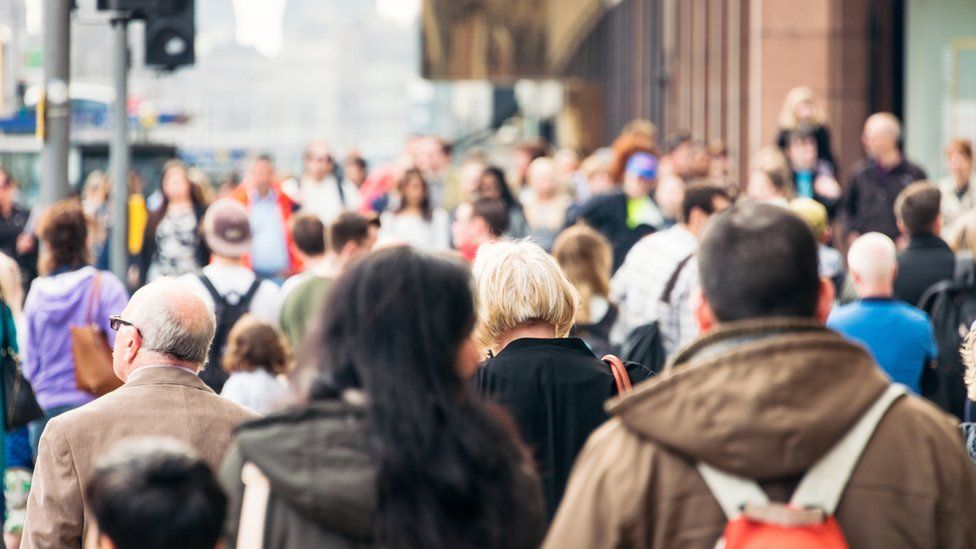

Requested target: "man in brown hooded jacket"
[{"left": 544, "top": 202, "right": 976, "bottom": 549}]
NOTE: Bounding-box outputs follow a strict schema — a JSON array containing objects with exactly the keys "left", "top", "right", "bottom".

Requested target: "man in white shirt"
[
  {"left": 611, "top": 183, "right": 732, "bottom": 354},
  {"left": 283, "top": 140, "right": 359, "bottom": 225}
]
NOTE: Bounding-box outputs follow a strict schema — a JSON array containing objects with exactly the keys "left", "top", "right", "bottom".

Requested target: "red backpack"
[{"left": 697, "top": 384, "right": 906, "bottom": 549}]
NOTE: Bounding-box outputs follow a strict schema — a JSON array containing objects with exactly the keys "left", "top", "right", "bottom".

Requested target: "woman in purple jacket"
[{"left": 22, "top": 200, "right": 129, "bottom": 456}]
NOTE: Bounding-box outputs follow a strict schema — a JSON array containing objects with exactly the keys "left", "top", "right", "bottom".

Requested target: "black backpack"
[
  {"left": 620, "top": 254, "right": 694, "bottom": 375},
  {"left": 918, "top": 254, "right": 976, "bottom": 419},
  {"left": 198, "top": 275, "right": 262, "bottom": 394}
]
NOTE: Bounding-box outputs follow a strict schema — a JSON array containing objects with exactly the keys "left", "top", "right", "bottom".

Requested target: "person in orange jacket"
[{"left": 230, "top": 154, "right": 301, "bottom": 282}]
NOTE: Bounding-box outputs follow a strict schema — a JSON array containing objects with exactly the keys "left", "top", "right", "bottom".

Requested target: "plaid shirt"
[
  {"left": 658, "top": 257, "right": 701, "bottom": 355},
  {"left": 611, "top": 225, "right": 698, "bottom": 338}
]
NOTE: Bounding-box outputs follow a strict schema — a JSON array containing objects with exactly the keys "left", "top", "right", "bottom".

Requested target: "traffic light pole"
[
  {"left": 109, "top": 16, "right": 130, "bottom": 282},
  {"left": 39, "top": 0, "right": 71, "bottom": 207}
]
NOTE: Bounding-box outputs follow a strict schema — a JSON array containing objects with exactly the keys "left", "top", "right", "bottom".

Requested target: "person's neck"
[
  {"left": 402, "top": 204, "right": 423, "bottom": 216},
  {"left": 168, "top": 197, "right": 192, "bottom": 208},
  {"left": 305, "top": 172, "right": 331, "bottom": 184},
  {"left": 307, "top": 254, "right": 339, "bottom": 278},
  {"left": 253, "top": 184, "right": 273, "bottom": 198},
  {"left": 212, "top": 255, "right": 244, "bottom": 267},
  {"left": 875, "top": 150, "right": 902, "bottom": 170},
  {"left": 124, "top": 353, "right": 199, "bottom": 382},
  {"left": 0, "top": 201, "right": 13, "bottom": 217},
  {"left": 492, "top": 323, "right": 556, "bottom": 355},
  {"left": 857, "top": 286, "right": 893, "bottom": 300}
]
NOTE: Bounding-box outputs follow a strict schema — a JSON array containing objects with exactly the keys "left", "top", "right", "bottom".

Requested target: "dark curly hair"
[
  {"left": 222, "top": 315, "right": 290, "bottom": 375},
  {"left": 38, "top": 199, "right": 90, "bottom": 275}
]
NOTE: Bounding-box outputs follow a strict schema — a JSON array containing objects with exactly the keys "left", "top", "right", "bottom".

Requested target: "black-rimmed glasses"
[{"left": 109, "top": 314, "right": 142, "bottom": 337}]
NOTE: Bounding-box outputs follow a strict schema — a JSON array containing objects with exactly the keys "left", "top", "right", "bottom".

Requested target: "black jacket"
[
  {"left": 895, "top": 234, "right": 955, "bottom": 307},
  {"left": 476, "top": 338, "right": 652, "bottom": 519},
  {"left": 842, "top": 158, "right": 927, "bottom": 239},
  {"left": 570, "top": 192, "right": 656, "bottom": 271}
]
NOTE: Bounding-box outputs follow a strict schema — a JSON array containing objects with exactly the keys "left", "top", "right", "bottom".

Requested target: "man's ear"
[
  {"left": 815, "top": 277, "right": 835, "bottom": 324},
  {"left": 98, "top": 532, "right": 116, "bottom": 549},
  {"left": 695, "top": 288, "right": 717, "bottom": 334}
]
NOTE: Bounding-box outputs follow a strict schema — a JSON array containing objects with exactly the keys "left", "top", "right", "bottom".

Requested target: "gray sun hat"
[{"left": 202, "top": 199, "right": 252, "bottom": 258}]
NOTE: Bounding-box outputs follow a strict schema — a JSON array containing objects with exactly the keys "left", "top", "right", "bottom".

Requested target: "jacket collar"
[
  {"left": 608, "top": 317, "right": 891, "bottom": 479},
  {"left": 906, "top": 233, "right": 951, "bottom": 251},
  {"left": 495, "top": 337, "right": 594, "bottom": 357},
  {"left": 123, "top": 365, "right": 213, "bottom": 393}
]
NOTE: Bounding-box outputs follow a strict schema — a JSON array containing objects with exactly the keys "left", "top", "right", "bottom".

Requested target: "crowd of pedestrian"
[{"left": 0, "top": 84, "right": 972, "bottom": 548}]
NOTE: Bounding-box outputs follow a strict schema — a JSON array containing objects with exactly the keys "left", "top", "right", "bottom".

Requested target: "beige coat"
[
  {"left": 22, "top": 366, "right": 258, "bottom": 549},
  {"left": 544, "top": 318, "right": 976, "bottom": 549}
]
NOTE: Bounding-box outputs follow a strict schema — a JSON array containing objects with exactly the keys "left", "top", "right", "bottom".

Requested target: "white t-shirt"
[
  {"left": 180, "top": 264, "right": 281, "bottom": 323},
  {"left": 220, "top": 369, "right": 290, "bottom": 415}
]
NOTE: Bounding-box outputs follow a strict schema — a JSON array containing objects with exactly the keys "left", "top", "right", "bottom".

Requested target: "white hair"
[
  {"left": 847, "top": 232, "right": 897, "bottom": 283},
  {"left": 127, "top": 279, "right": 216, "bottom": 365},
  {"left": 471, "top": 239, "right": 578, "bottom": 350}
]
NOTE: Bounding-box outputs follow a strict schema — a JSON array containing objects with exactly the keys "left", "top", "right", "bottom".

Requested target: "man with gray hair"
[
  {"left": 827, "top": 232, "right": 937, "bottom": 394},
  {"left": 841, "top": 112, "right": 927, "bottom": 244},
  {"left": 22, "top": 278, "right": 257, "bottom": 548}
]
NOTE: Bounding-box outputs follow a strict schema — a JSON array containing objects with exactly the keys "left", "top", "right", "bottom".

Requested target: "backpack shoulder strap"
[
  {"left": 697, "top": 384, "right": 906, "bottom": 519},
  {"left": 696, "top": 462, "right": 770, "bottom": 519},
  {"left": 789, "top": 384, "right": 906, "bottom": 513},
  {"left": 87, "top": 271, "right": 103, "bottom": 325},
  {"left": 198, "top": 274, "right": 224, "bottom": 304},
  {"left": 240, "top": 278, "right": 263, "bottom": 307},
  {"left": 237, "top": 461, "right": 271, "bottom": 549}
]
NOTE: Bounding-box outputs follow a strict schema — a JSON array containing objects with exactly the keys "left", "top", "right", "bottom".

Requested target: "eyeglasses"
[{"left": 109, "top": 315, "right": 142, "bottom": 337}]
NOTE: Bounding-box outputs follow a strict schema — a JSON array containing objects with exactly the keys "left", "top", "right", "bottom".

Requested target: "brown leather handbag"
[
  {"left": 602, "top": 354, "right": 633, "bottom": 395},
  {"left": 71, "top": 272, "right": 122, "bottom": 396}
]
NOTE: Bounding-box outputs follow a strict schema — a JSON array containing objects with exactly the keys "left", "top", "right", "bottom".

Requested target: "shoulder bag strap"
[
  {"left": 601, "top": 354, "right": 633, "bottom": 395},
  {"left": 789, "top": 384, "right": 906, "bottom": 514},
  {"left": 87, "top": 271, "right": 103, "bottom": 326},
  {"left": 659, "top": 253, "right": 695, "bottom": 305},
  {"left": 237, "top": 461, "right": 271, "bottom": 549}
]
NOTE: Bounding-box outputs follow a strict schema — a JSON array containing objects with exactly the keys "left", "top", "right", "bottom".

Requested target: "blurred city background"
[{"left": 0, "top": 0, "right": 974, "bottom": 203}]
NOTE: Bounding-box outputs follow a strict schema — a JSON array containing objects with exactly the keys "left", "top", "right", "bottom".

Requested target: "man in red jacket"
[{"left": 231, "top": 154, "right": 300, "bottom": 281}]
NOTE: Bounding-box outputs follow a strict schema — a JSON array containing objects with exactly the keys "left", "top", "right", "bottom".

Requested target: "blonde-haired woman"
[
  {"left": 959, "top": 324, "right": 976, "bottom": 463},
  {"left": 473, "top": 239, "right": 650, "bottom": 520},
  {"left": 776, "top": 86, "right": 836, "bottom": 173},
  {"left": 552, "top": 225, "right": 619, "bottom": 356}
]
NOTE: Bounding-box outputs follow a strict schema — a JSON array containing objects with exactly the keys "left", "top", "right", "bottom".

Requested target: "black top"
[
  {"left": 894, "top": 234, "right": 955, "bottom": 307},
  {"left": 476, "top": 337, "right": 651, "bottom": 520},
  {"left": 842, "top": 158, "right": 927, "bottom": 239},
  {"left": 569, "top": 192, "right": 656, "bottom": 272}
]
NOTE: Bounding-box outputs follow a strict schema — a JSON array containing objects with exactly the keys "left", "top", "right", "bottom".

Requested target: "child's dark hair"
[{"left": 85, "top": 440, "right": 227, "bottom": 549}]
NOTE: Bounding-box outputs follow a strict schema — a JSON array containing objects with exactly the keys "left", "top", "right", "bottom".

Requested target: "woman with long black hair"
[{"left": 220, "top": 247, "right": 545, "bottom": 548}]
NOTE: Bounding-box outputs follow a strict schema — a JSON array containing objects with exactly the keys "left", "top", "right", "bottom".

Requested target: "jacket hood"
[
  {"left": 608, "top": 318, "right": 891, "bottom": 479},
  {"left": 28, "top": 267, "right": 98, "bottom": 323},
  {"left": 234, "top": 398, "right": 376, "bottom": 541}
]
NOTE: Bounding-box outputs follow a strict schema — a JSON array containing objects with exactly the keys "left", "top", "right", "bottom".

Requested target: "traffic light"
[
  {"left": 97, "top": 0, "right": 195, "bottom": 70},
  {"left": 144, "top": 0, "right": 195, "bottom": 69}
]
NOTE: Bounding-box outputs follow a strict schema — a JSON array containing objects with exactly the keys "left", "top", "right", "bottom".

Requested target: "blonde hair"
[
  {"left": 552, "top": 225, "right": 612, "bottom": 324},
  {"left": 964, "top": 325, "right": 976, "bottom": 401},
  {"left": 0, "top": 253, "right": 23, "bottom": 318},
  {"left": 950, "top": 212, "right": 976, "bottom": 256},
  {"left": 472, "top": 240, "right": 578, "bottom": 351},
  {"left": 778, "top": 86, "right": 826, "bottom": 129}
]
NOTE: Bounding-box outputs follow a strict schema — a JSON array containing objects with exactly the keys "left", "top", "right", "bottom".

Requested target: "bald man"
[
  {"left": 841, "top": 113, "right": 927, "bottom": 243},
  {"left": 22, "top": 279, "right": 258, "bottom": 549},
  {"left": 827, "top": 232, "right": 937, "bottom": 395}
]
